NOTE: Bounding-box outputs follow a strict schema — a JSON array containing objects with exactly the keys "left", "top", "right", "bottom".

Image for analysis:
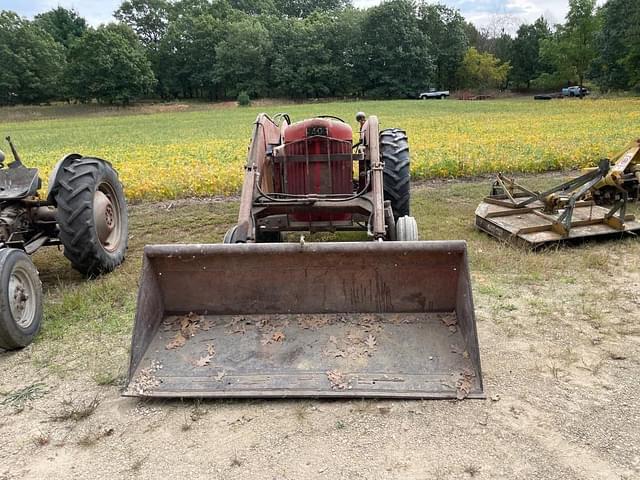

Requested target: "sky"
[{"left": 1, "top": 0, "right": 580, "bottom": 31}]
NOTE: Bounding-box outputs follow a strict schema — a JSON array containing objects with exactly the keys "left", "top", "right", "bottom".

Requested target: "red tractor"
[
  {"left": 224, "top": 113, "right": 418, "bottom": 243},
  {"left": 126, "top": 112, "right": 484, "bottom": 400}
]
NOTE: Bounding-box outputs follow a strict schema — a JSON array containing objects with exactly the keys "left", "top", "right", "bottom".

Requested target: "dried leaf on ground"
[
  {"left": 194, "top": 355, "right": 213, "bottom": 368},
  {"left": 364, "top": 334, "right": 377, "bottom": 350},
  {"left": 260, "top": 331, "right": 286, "bottom": 345},
  {"left": 455, "top": 369, "right": 476, "bottom": 400},
  {"left": 326, "top": 370, "right": 348, "bottom": 390},
  {"left": 225, "top": 318, "right": 247, "bottom": 335},
  {"left": 440, "top": 314, "right": 458, "bottom": 327},
  {"left": 200, "top": 319, "right": 215, "bottom": 331},
  {"left": 165, "top": 332, "right": 186, "bottom": 350},
  {"left": 180, "top": 312, "right": 202, "bottom": 337}
]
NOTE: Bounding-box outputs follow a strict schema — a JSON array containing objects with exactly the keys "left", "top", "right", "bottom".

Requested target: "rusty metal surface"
[
  {"left": 475, "top": 199, "right": 640, "bottom": 247},
  {"left": 125, "top": 241, "right": 483, "bottom": 399}
]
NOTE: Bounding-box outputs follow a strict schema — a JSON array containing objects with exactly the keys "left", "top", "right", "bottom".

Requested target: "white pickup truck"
[
  {"left": 419, "top": 88, "right": 450, "bottom": 99},
  {"left": 562, "top": 86, "right": 589, "bottom": 97}
]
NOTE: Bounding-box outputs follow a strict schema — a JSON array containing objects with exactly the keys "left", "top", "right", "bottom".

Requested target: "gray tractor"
[{"left": 0, "top": 137, "right": 128, "bottom": 350}]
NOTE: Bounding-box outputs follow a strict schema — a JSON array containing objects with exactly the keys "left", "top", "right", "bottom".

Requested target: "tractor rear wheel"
[
  {"left": 55, "top": 157, "right": 128, "bottom": 277},
  {"left": 380, "top": 128, "right": 411, "bottom": 219},
  {"left": 0, "top": 249, "right": 43, "bottom": 350}
]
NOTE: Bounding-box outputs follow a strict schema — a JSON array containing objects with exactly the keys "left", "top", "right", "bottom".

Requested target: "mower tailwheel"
[
  {"left": 380, "top": 128, "right": 410, "bottom": 219},
  {"left": 55, "top": 157, "right": 128, "bottom": 277},
  {"left": 396, "top": 215, "right": 419, "bottom": 241},
  {"left": 0, "top": 249, "right": 43, "bottom": 350}
]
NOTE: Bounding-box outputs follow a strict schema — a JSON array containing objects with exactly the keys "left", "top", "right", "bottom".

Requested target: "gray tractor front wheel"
[
  {"left": 0, "top": 249, "right": 43, "bottom": 350},
  {"left": 55, "top": 157, "right": 128, "bottom": 277},
  {"left": 396, "top": 215, "right": 419, "bottom": 241}
]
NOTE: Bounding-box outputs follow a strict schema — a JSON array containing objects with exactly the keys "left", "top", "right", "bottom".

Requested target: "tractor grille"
[{"left": 275, "top": 136, "right": 353, "bottom": 195}]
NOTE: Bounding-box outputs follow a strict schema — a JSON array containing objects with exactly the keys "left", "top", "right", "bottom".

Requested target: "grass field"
[{"left": 1, "top": 97, "right": 639, "bottom": 201}]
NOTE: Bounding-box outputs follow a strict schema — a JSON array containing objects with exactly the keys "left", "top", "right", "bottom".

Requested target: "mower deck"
[{"left": 475, "top": 197, "right": 640, "bottom": 247}]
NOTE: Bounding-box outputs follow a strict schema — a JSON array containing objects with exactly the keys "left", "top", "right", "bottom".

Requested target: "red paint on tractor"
[{"left": 278, "top": 118, "right": 354, "bottom": 223}]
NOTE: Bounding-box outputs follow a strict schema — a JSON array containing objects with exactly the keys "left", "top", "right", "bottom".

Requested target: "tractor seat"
[{"left": 0, "top": 166, "right": 41, "bottom": 199}]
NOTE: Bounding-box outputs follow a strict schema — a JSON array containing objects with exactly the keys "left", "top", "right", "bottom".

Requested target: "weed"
[
  {"left": 335, "top": 420, "right": 346, "bottom": 430},
  {"left": 77, "top": 427, "right": 114, "bottom": 447},
  {"left": 464, "top": 464, "right": 480, "bottom": 477},
  {"left": 92, "top": 371, "right": 123, "bottom": 387},
  {"left": 1, "top": 383, "right": 47, "bottom": 409},
  {"left": 32, "top": 432, "right": 50, "bottom": 447},
  {"left": 52, "top": 396, "right": 100, "bottom": 422},
  {"left": 230, "top": 452, "right": 242, "bottom": 467}
]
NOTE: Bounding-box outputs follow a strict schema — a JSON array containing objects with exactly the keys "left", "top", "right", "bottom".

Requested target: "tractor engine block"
[{"left": 0, "top": 205, "right": 29, "bottom": 242}]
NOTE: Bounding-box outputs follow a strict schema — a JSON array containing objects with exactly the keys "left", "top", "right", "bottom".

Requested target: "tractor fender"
[{"left": 47, "top": 154, "right": 116, "bottom": 205}]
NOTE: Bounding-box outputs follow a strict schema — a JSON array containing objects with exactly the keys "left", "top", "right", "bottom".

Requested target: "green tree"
[
  {"left": 115, "top": 0, "right": 171, "bottom": 47},
  {"left": 0, "top": 12, "right": 65, "bottom": 104},
  {"left": 457, "top": 47, "right": 511, "bottom": 92},
  {"left": 273, "top": 0, "right": 351, "bottom": 18},
  {"left": 229, "top": 0, "right": 276, "bottom": 15},
  {"left": 417, "top": 3, "right": 467, "bottom": 90},
  {"left": 539, "top": 0, "right": 599, "bottom": 87},
  {"left": 511, "top": 18, "right": 551, "bottom": 89},
  {"left": 65, "top": 24, "right": 156, "bottom": 104},
  {"left": 593, "top": 0, "right": 640, "bottom": 91},
  {"left": 158, "top": 13, "right": 226, "bottom": 99},
  {"left": 34, "top": 7, "right": 87, "bottom": 49},
  {"left": 215, "top": 18, "right": 272, "bottom": 97},
  {"left": 358, "top": 0, "right": 433, "bottom": 97},
  {"left": 267, "top": 17, "right": 335, "bottom": 97}
]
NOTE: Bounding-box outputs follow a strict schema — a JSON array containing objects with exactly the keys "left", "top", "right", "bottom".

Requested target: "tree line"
[{"left": 0, "top": 0, "right": 638, "bottom": 105}]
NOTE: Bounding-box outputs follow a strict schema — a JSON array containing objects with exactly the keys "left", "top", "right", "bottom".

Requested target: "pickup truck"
[
  {"left": 419, "top": 89, "right": 450, "bottom": 99},
  {"left": 562, "top": 86, "right": 589, "bottom": 97}
]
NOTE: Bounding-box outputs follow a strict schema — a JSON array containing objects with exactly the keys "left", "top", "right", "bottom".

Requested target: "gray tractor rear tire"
[
  {"left": 380, "top": 128, "right": 411, "bottom": 219},
  {"left": 396, "top": 216, "right": 419, "bottom": 241},
  {"left": 0, "top": 249, "right": 43, "bottom": 350},
  {"left": 55, "top": 157, "right": 128, "bottom": 277}
]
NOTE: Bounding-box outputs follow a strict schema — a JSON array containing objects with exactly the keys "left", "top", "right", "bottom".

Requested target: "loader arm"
[
  {"left": 361, "top": 116, "right": 386, "bottom": 239},
  {"left": 236, "top": 114, "right": 285, "bottom": 242}
]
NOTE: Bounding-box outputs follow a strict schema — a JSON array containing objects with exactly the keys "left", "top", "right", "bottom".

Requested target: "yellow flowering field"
[{"left": 1, "top": 97, "right": 638, "bottom": 202}]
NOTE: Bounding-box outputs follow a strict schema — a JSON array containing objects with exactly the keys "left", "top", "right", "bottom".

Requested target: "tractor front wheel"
[
  {"left": 55, "top": 158, "right": 128, "bottom": 277},
  {"left": 0, "top": 249, "right": 43, "bottom": 350},
  {"left": 380, "top": 128, "right": 411, "bottom": 219},
  {"left": 396, "top": 216, "right": 419, "bottom": 241},
  {"left": 223, "top": 225, "right": 240, "bottom": 243}
]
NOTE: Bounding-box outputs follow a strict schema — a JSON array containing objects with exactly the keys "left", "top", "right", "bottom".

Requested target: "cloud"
[
  {"left": 3, "top": 0, "right": 586, "bottom": 29},
  {"left": 3, "top": 0, "right": 120, "bottom": 25}
]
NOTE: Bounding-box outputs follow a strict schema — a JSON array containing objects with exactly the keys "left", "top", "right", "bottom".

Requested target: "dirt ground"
[{"left": 1, "top": 177, "right": 639, "bottom": 480}]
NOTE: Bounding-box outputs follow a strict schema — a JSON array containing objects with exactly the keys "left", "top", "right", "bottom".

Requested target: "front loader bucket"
[{"left": 124, "top": 242, "right": 484, "bottom": 399}]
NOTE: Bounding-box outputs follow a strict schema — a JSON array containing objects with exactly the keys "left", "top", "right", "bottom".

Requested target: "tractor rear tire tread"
[
  {"left": 380, "top": 128, "right": 411, "bottom": 218},
  {"left": 55, "top": 158, "right": 128, "bottom": 277}
]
